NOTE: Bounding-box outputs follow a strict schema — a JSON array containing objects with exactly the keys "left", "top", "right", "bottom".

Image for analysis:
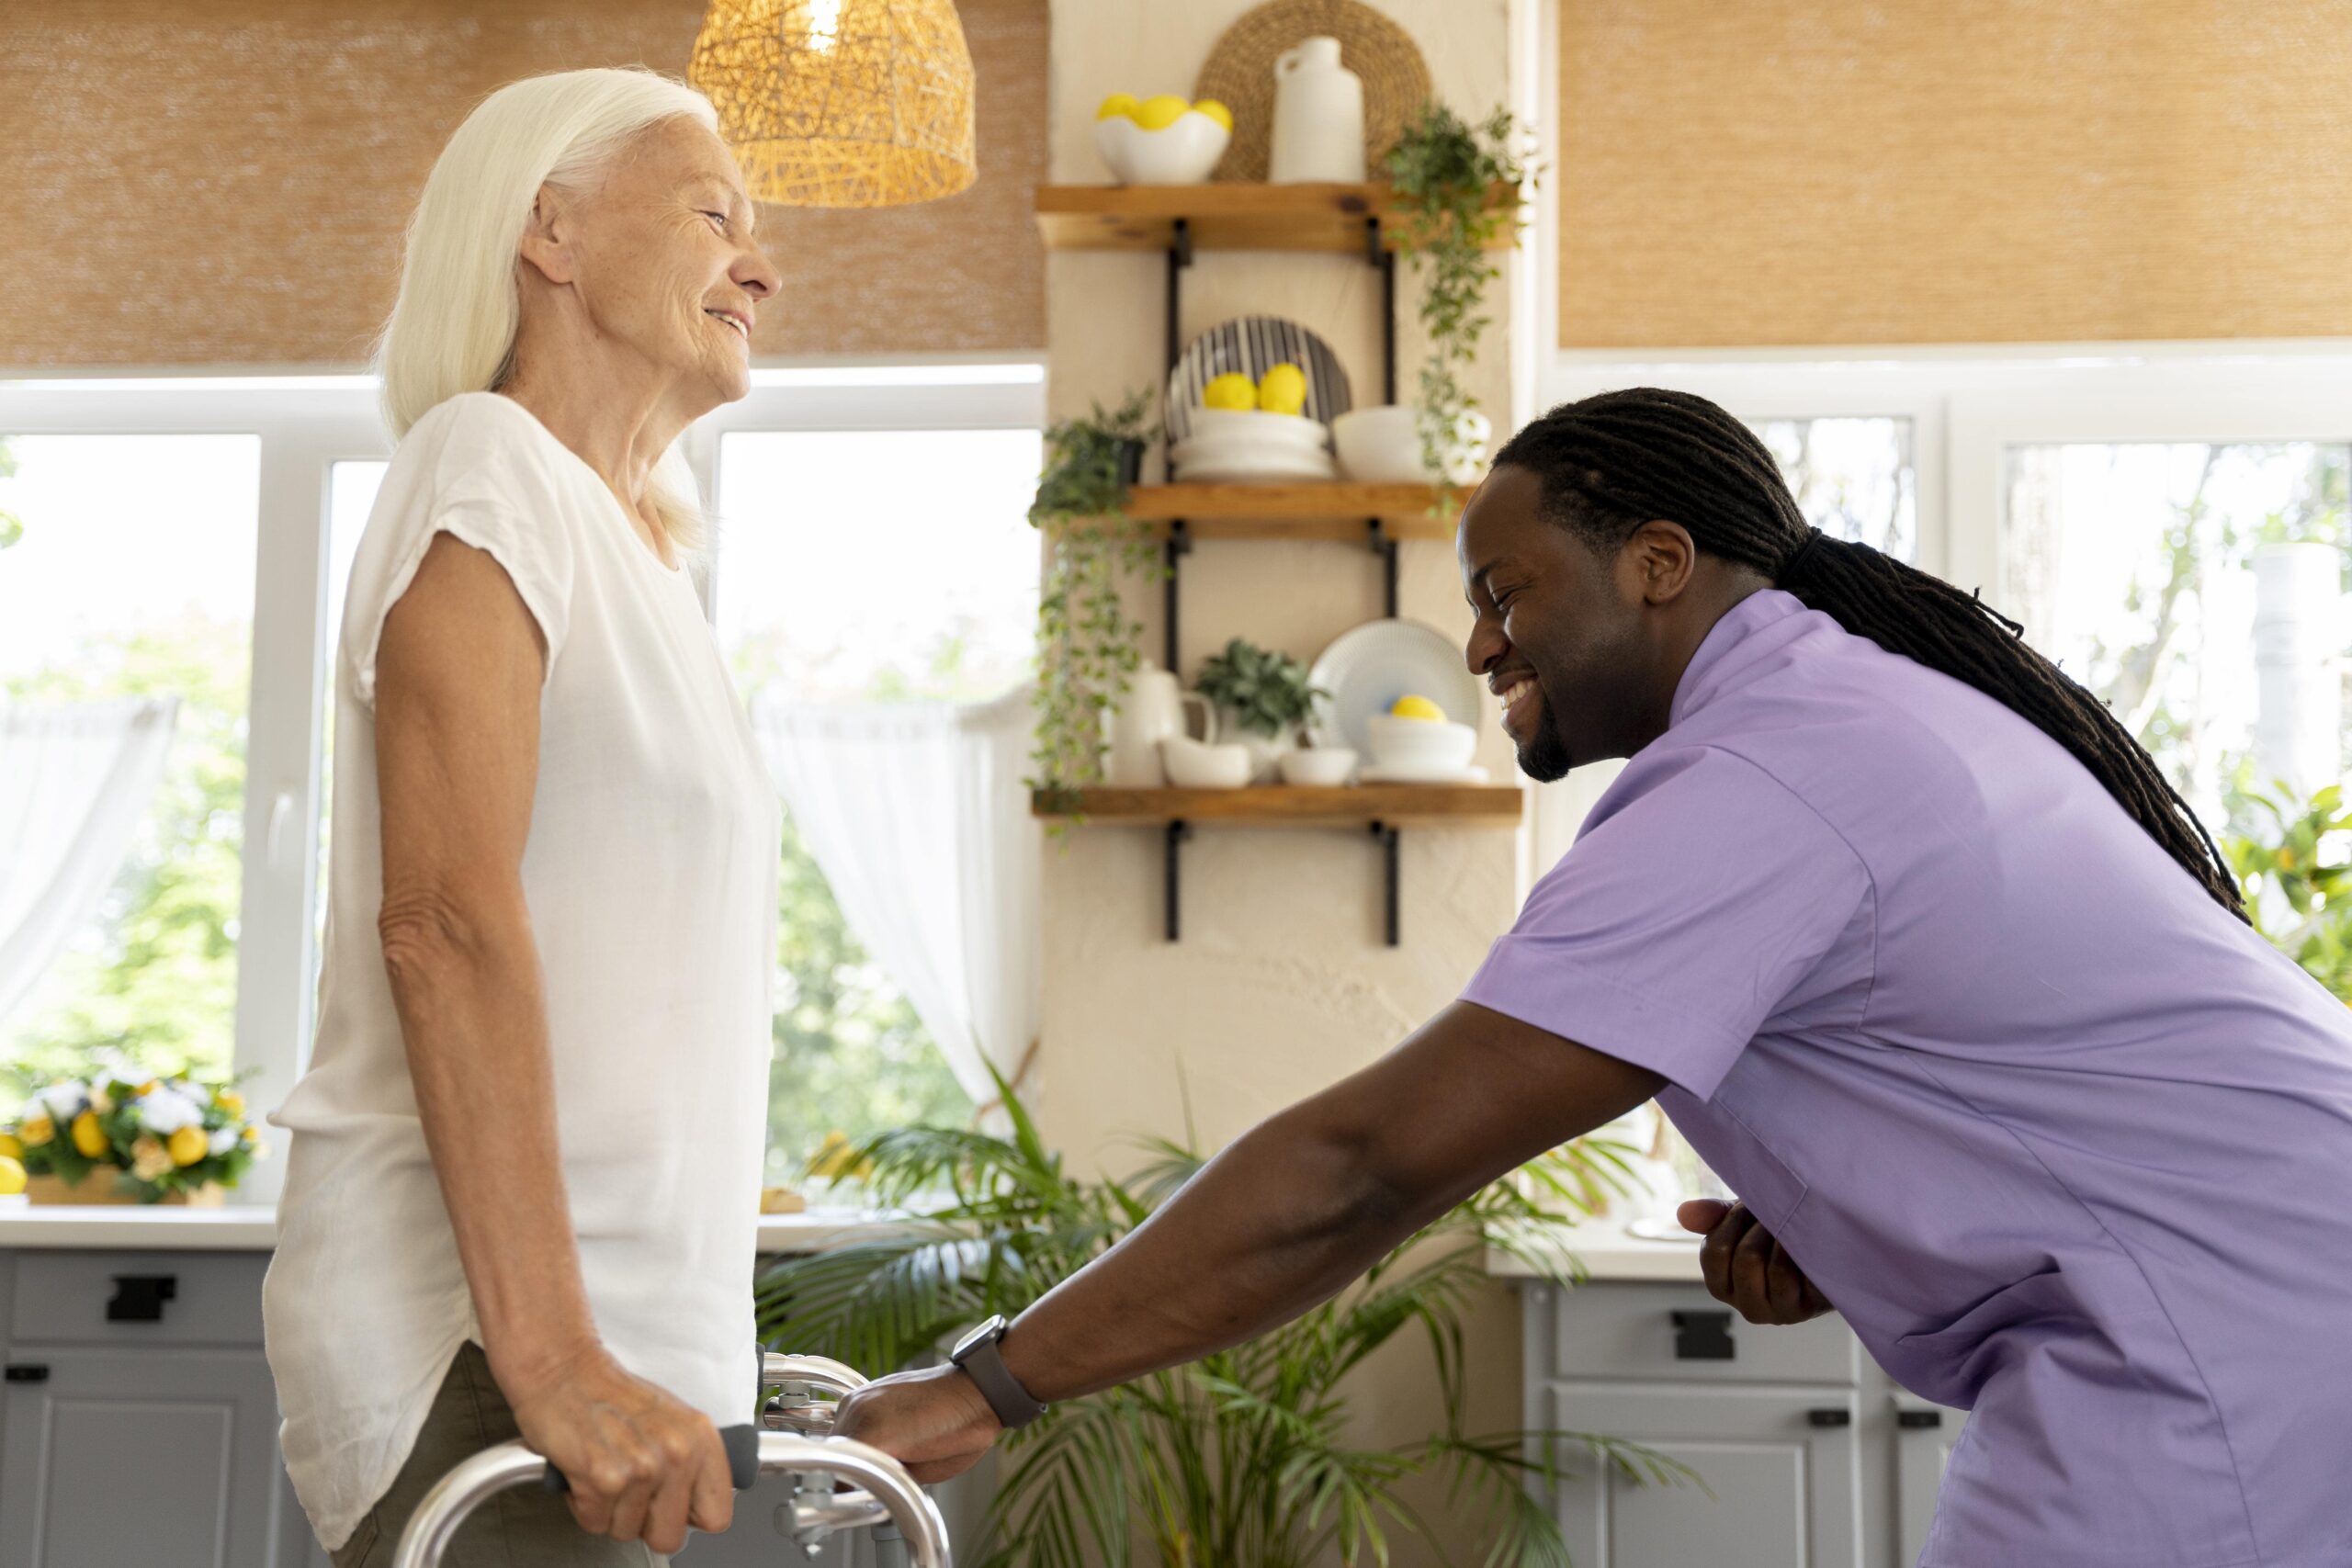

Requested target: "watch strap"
[{"left": 953, "top": 1322, "right": 1048, "bottom": 1428}]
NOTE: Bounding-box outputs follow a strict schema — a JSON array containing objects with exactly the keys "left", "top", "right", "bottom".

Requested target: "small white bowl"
[
  {"left": 1278, "top": 747, "right": 1359, "bottom": 786},
  {"left": 1364, "top": 716, "right": 1477, "bottom": 772},
  {"left": 1331, "top": 405, "right": 1426, "bottom": 484},
  {"left": 1159, "top": 734, "right": 1252, "bottom": 789},
  {"left": 1095, "top": 112, "right": 1230, "bottom": 186},
  {"left": 1185, "top": 408, "right": 1328, "bottom": 448}
]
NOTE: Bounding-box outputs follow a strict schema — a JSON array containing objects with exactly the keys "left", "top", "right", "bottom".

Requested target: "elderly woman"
[{"left": 263, "top": 68, "right": 782, "bottom": 1567}]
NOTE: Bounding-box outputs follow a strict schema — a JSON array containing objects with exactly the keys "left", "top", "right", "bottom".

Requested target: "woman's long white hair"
[{"left": 377, "top": 67, "right": 717, "bottom": 546}]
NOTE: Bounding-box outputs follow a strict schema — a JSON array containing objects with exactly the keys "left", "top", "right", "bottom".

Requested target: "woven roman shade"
[{"left": 1555, "top": 1, "right": 2352, "bottom": 349}]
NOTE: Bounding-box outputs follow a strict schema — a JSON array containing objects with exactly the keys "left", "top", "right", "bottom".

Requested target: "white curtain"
[
  {"left": 750, "top": 688, "right": 1041, "bottom": 1111},
  {"left": 0, "top": 697, "right": 180, "bottom": 1023}
]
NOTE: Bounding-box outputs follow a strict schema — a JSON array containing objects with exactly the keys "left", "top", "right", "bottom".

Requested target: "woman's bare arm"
[{"left": 372, "top": 533, "right": 731, "bottom": 1551}]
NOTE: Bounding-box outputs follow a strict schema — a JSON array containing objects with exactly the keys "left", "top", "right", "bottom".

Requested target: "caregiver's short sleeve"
[
  {"left": 342, "top": 393, "right": 578, "bottom": 710},
  {"left": 1462, "top": 744, "right": 1872, "bottom": 1100}
]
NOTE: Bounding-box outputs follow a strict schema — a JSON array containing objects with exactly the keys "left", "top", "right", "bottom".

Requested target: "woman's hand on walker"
[
  {"left": 833, "top": 1361, "right": 1004, "bottom": 1484},
  {"left": 1679, "top": 1199, "right": 1836, "bottom": 1325},
  {"left": 502, "top": 1338, "right": 737, "bottom": 1553}
]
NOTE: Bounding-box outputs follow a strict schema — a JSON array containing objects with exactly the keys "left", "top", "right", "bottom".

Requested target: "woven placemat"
[{"left": 1193, "top": 0, "right": 1433, "bottom": 184}]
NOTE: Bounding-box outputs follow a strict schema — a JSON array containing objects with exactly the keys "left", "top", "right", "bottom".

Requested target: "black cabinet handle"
[
  {"left": 4, "top": 1364, "right": 50, "bottom": 1383},
  {"left": 1805, "top": 1406, "right": 1853, "bottom": 1428},
  {"left": 1897, "top": 1409, "right": 1944, "bottom": 1429},
  {"left": 107, "top": 1274, "right": 178, "bottom": 1323},
  {"left": 1670, "top": 1309, "right": 1736, "bottom": 1361}
]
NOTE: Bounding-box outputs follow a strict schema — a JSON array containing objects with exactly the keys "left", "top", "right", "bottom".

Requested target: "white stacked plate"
[{"left": 1170, "top": 408, "right": 1338, "bottom": 483}]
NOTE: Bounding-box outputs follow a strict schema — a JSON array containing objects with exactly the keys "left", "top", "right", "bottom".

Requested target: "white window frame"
[{"left": 0, "top": 362, "right": 1045, "bottom": 1204}]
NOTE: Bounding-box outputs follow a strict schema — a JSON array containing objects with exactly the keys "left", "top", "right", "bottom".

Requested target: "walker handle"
[{"left": 539, "top": 1423, "right": 761, "bottom": 1495}]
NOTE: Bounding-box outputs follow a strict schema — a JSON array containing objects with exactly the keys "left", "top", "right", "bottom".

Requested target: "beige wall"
[{"left": 1039, "top": 3, "right": 1524, "bottom": 1562}]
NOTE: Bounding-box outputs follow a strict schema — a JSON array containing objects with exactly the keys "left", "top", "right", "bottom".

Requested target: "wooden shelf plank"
[
  {"left": 1033, "top": 785, "right": 1522, "bottom": 827},
  {"left": 1035, "top": 183, "right": 1519, "bottom": 253}
]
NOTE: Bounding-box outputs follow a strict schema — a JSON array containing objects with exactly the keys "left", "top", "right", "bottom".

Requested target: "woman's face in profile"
[{"left": 524, "top": 117, "right": 775, "bottom": 406}]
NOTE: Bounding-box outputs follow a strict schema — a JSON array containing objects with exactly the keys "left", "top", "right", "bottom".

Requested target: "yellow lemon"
[
  {"left": 1192, "top": 98, "right": 1234, "bottom": 132},
  {"left": 215, "top": 1089, "right": 244, "bottom": 1118},
  {"left": 1134, "top": 94, "right": 1193, "bottom": 131},
  {"left": 1202, "top": 371, "right": 1258, "bottom": 412},
  {"left": 1390, "top": 694, "right": 1445, "bottom": 721},
  {"left": 71, "top": 1110, "right": 108, "bottom": 1158},
  {"left": 0, "top": 1156, "right": 23, "bottom": 1197},
  {"left": 1257, "top": 362, "right": 1308, "bottom": 416},
  {"left": 0, "top": 1132, "right": 19, "bottom": 1160},
  {"left": 1096, "top": 92, "right": 1139, "bottom": 121},
  {"left": 20, "top": 1114, "right": 51, "bottom": 1148},
  {"left": 168, "top": 1125, "right": 209, "bottom": 1167}
]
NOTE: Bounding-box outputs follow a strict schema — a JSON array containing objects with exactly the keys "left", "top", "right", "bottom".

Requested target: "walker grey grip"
[{"left": 539, "top": 1423, "right": 761, "bottom": 1495}]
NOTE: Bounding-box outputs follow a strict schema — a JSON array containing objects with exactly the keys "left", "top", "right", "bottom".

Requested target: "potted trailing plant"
[
  {"left": 4, "top": 1055, "right": 265, "bottom": 1205},
  {"left": 1385, "top": 103, "right": 1533, "bottom": 502},
  {"left": 755, "top": 1074, "right": 1689, "bottom": 1568},
  {"left": 1191, "top": 637, "right": 1327, "bottom": 783},
  {"left": 1029, "top": 389, "right": 1162, "bottom": 796}
]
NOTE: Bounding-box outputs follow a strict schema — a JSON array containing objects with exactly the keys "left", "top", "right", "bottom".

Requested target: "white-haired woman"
[{"left": 263, "top": 68, "right": 782, "bottom": 1567}]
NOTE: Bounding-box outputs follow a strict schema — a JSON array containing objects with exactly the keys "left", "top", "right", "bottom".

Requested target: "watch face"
[{"left": 955, "top": 1314, "right": 1005, "bottom": 1360}]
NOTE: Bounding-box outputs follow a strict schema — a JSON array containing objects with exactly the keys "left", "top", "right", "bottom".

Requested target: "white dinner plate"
[
  {"left": 1307, "top": 618, "right": 1486, "bottom": 755},
  {"left": 1359, "top": 762, "right": 1491, "bottom": 785}
]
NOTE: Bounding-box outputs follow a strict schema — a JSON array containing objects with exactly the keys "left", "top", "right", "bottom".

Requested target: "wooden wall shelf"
[
  {"left": 1035, "top": 183, "right": 1518, "bottom": 254},
  {"left": 1121, "top": 482, "right": 1455, "bottom": 539},
  {"left": 1034, "top": 786, "right": 1523, "bottom": 946}
]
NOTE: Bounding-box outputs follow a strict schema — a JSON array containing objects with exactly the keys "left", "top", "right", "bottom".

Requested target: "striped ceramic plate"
[{"left": 1165, "top": 315, "right": 1352, "bottom": 446}]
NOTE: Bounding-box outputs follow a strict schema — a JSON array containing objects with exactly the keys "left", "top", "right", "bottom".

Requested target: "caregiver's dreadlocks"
[{"left": 1492, "top": 387, "right": 2246, "bottom": 919}]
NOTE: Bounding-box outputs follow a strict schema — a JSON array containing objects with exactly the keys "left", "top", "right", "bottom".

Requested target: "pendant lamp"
[{"left": 688, "top": 0, "right": 978, "bottom": 208}]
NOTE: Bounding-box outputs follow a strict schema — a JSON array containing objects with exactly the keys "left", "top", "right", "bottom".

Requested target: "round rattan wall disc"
[{"left": 1193, "top": 0, "right": 1433, "bottom": 184}]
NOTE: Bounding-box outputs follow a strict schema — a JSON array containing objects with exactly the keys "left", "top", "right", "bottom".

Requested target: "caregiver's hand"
[
  {"left": 832, "top": 1362, "right": 1002, "bottom": 1484},
  {"left": 503, "top": 1339, "right": 738, "bottom": 1552},
  {"left": 1679, "top": 1199, "right": 1835, "bottom": 1325}
]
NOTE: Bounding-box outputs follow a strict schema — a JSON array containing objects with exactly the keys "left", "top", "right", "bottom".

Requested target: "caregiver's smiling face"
[{"left": 1458, "top": 462, "right": 1675, "bottom": 781}]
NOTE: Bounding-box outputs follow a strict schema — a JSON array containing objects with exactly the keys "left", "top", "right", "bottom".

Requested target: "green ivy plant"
[
  {"left": 755, "top": 1069, "right": 1690, "bottom": 1568},
  {"left": 1191, "top": 637, "right": 1327, "bottom": 739},
  {"left": 1385, "top": 104, "right": 1532, "bottom": 506},
  {"left": 1029, "top": 390, "right": 1162, "bottom": 795},
  {"left": 2225, "top": 783, "right": 2352, "bottom": 999}
]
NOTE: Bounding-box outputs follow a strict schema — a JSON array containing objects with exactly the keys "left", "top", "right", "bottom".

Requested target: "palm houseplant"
[{"left": 754, "top": 1076, "right": 1689, "bottom": 1568}]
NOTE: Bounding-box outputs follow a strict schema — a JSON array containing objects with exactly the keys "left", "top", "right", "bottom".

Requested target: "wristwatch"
[{"left": 949, "top": 1314, "right": 1049, "bottom": 1428}]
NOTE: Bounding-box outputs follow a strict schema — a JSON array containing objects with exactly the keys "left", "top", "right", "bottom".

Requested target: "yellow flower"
[
  {"left": 71, "top": 1110, "right": 109, "bottom": 1158},
  {"left": 215, "top": 1089, "right": 245, "bottom": 1119},
  {"left": 130, "top": 1135, "right": 174, "bottom": 1181},
  {"left": 20, "top": 1114, "right": 52, "bottom": 1148},
  {"left": 90, "top": 1087, "right": 114, "bottom": 1113},
  {"left": 0, "top": 1132, "right": 20, "bottom": 1160},
  {"left": 135, "top": 1079, "right": 157, "bottom": 1096},
  {"left": 167, "top": 1125, "right": 209, "bottom": 1167},
  {"left": 2277, "top": 847, "right": 2298, "bottom": 871}
]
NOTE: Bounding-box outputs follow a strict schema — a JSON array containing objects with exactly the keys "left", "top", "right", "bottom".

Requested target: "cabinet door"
[
  {"left": 1545, "top": 1382, "right": 1862, "bottom": 1568},
  {"left": 0, "top": 1348, "right": 289, "bottom": 1568},
  {"left": 1892, "top": 1399, "right": 1968, "bottom": 1568}
]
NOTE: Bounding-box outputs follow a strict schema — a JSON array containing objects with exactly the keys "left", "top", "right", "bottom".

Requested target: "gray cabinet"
[
  {"left": 1520, "top": 1280, "right": 1966, "bottom": 1568},
  {"left": 0, "top": 1249, "right": 326, "bottom": 1568}
]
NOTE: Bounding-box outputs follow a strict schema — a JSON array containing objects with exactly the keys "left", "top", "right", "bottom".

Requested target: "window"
[
  {"left": 1750, "top": 417, "right": 1917, "bottom": 560},
  {"left": 710, "top": 425, "right": 1045, "bottom": 1179},
  {"left": 0, "top": 434, "right": 261, "bottom": 1099}
]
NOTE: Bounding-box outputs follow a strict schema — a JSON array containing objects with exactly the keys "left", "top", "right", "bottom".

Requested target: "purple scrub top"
[{"left": 1463, "top": 590, "right": 2352, "bottom": 1568}]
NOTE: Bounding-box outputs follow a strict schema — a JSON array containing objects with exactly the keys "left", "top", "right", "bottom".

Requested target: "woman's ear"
[{"left": 516, "top": 186, "right": 578, "bottom": 287}]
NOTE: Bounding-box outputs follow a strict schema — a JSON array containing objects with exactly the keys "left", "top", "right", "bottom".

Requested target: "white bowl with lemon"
[
  {"left": 1365, "top": 694, "right": 1480, "bottom": 779},
  {"left": 1170, "top": 362, "right": 1337, "bottom": 482},
  {"left": 1096, "top": 93, "right": 1232, "bottom": 186}
]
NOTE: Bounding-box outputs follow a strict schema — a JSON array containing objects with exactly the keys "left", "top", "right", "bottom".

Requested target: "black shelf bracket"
[
  {"left": 1366, "top": 518, "right": 1399, "bottom": 618},
  {"left": 1371, "top": 822, "right": 1402, "bottom": 946},
  {"left": 1162, "top": 519, "right": 1192, "bottom": 671},
  {"left": 1365, "top": 217, "right": 1399, "bottom": 404},
  {"left": 1164, "top": 819, "right": 1193, "bottom": 941}
]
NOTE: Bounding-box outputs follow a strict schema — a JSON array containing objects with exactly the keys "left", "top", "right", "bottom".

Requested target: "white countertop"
[
  {"left": 1483, "top": 1219, "right": 1705, "bottom": 1283},
  {"left": 0, "top": 1201, "right": 931, "bottom": 1253}
]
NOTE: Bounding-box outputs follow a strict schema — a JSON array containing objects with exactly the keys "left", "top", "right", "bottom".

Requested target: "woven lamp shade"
[{"left": 689, "top": 0, "right": 978, "bottom": 208}]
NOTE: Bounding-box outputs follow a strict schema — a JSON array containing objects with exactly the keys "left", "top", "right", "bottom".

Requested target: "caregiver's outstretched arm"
[{"left": 832, "top": 1001, "right": 1663, "bottom": 1482}]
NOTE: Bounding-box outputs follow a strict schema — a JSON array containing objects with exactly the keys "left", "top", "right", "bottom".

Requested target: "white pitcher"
[
  {"left": 1268, "top": 36, "right": 1365, "bottom": 184},
  {"left": 1104, "top": 663, "right": 1216, "bottom": 786}
]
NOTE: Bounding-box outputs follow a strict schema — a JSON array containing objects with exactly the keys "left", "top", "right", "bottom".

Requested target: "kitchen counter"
[
  {"left": 1483, "top": 1217, "right": 1705, "bottom": 1282},
  {"left": 0, "top": 1201, "right": 930, "bottom": 1253}
]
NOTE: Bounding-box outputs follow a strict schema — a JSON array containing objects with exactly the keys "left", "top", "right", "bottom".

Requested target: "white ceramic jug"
[
  {"left": 1268, "top": 36, "right": 1365, "bottom": 184},
  {"left": 1105, "top": 663, "right": 1216, "bottom": 786}
]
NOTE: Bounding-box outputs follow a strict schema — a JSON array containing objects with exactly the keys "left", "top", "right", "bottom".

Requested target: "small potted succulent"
[
  {"left": 1191, "top": 637, "right": 1328, "bottom": 784},
  {"left": 3, "top": 1057, "right": 265, "bottom": 1205}
]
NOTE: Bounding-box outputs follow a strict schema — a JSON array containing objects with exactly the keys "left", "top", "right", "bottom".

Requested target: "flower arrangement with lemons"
[
  {"left": 1094, "top": 92, "right": 1233, "bottom": 186},
  {"left": 2, "top": 1058, "right": 264, "bottom": 1204}
]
